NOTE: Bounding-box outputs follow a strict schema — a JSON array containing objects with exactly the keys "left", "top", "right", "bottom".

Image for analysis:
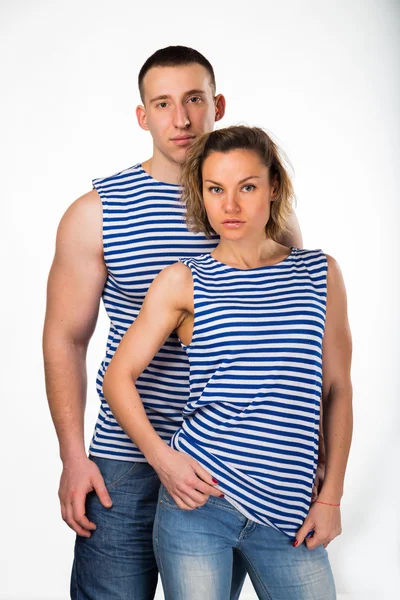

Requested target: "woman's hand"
[
  {"left": 152, "top": 446, "right": 223, "bottom": 510},
  {"left": 293, "top": 501, "right": 342, "bottom": 550}
]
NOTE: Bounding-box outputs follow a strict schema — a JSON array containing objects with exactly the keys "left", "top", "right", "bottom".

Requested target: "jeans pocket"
[
  {"left": 160, "top": 485, "right": 207, "bottom": 511},
  {"left": 160, "top": 485, "right": 179, "bottom": 508},
  {"left": 89, "top": 455, "right": 142, "bottom": 489}
]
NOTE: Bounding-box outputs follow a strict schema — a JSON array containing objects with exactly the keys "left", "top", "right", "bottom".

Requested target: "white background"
[{"left": 1, "top": 0, "right": 399, "bottom": 598}]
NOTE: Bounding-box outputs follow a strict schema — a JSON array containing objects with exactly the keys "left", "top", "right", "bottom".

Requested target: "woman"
[{"left": 103, "top": 126, "right": 353, "bottom": 599}]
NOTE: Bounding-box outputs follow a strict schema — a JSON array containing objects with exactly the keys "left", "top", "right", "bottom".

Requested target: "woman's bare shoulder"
[
  {"left": 156, "top": 261, "right": 193, "bottom": 286},
  {"left": 145, "top": 261, "right": 194, "bottom": 310}
]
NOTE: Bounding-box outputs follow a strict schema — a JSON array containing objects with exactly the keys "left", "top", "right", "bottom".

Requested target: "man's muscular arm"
[
  {"left": 279, "top": 210, "right": 326, "bottom": 495},
  {"left": 43, "top": 189, "right": 112, "bottom": 538},
  {"left": 279, "top": 210, "right": 303, "bottom": 249}
]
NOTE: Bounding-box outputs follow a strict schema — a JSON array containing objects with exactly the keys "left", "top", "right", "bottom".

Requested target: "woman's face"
[{"left": 202, "top": 149, "right": 277, "bottom": 241}]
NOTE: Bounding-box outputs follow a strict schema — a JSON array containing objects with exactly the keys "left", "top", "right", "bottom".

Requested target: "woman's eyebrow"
[{"left": 204, "top": 176, "right": 261, "bottom": 185}]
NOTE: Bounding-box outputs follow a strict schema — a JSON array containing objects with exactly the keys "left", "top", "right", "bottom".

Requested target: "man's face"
[{"left": 137, "top": 64, "right": 225, "bottom": 165}]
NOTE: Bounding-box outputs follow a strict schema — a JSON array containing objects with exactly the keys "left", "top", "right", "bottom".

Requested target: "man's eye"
[
  {"left": 157, "top": 102, "right": 168, "bottom": 108},
  {"left": 188, "top": 96, "right": 201, "bottom": 103}
]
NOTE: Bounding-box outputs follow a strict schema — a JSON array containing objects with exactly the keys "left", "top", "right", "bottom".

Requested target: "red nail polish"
[
  {"left": 220, "top": 493, "right": 225, "bottom": 498},
  {"left": 293, "top": 540, "right": 298, "bottom": 547},
  {"left": 212, "top": 478, "right": 219, "bottom": 484}
]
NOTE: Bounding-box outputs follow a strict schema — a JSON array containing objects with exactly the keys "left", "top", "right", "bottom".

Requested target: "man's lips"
[{"left": 170, "top": 135, "right": 195, "bottom": 146}]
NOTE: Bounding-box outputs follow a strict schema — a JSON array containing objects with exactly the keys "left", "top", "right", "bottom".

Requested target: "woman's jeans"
[
  {"left": 71, "top": 456, "right": 247, "bottom": 600},
  {"left": 153, "top": 485, "right": 336, "bottom": 600}
]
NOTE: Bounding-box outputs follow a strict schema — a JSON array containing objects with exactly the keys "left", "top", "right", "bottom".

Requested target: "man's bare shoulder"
[
  {"left": 325, "top": 254, "right": 343, "bottom": 287},
  {"left": 61, "top": 189, "right": 102, "bottom": 226},
  {"left": 56, "top": 189, "right": 103, "bottom": 255}
]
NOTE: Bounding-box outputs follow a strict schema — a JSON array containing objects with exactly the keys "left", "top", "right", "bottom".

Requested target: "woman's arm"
[
  {"left": 294, "top": 255, "right": 353, "bottom": 549},
  {"left": 103, "top": 263, "right": 221, "bottom": 509}
]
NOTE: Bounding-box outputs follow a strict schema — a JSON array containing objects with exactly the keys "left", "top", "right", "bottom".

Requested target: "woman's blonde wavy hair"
[{"left": 180, "top": 126, "right": 295, "bottom": 240}]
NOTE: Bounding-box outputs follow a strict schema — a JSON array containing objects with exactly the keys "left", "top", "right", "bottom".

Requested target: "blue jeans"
[
  {"left": 153, "top": 485, "right": 337, "bottom": 600},
  {"left": 71, "top": 456, "right": 247, "bottom": 599}
]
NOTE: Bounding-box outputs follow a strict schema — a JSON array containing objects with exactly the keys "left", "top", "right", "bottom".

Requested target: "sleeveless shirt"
[
  {"left": 170, "top": 249, "right": 328, "bottom": 538},
  {"left": 89, "top": 164, "right": 218, "bottom": 461}
]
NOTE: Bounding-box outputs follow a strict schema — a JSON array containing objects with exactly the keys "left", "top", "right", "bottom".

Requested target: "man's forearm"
[
  {"left": 43, "top": 335, "right": 88, "bottom": 462},
  {"left": 318, "top": 384, "right": 353, "bottom": 502}
]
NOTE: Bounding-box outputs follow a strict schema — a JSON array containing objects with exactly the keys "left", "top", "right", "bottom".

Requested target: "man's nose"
[{"left": 173, "top": 105, "right": 190, "bottom": 129}]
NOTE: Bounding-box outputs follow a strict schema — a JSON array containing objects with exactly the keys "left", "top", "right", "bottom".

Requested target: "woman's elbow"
[
  {"left": 102, "top": 365, "right": 117, "bottom": 402},
  {"left": 102, "top": 361, "right": 136, "bottom": 403}
]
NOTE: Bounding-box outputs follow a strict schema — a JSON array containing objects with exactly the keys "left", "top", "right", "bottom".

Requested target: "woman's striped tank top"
[
  {"left": 89, "top": 164, "right": 218, "bottom": 461},
  {"left": 171, "top": 248, "right": 328, "bottom": 537}
]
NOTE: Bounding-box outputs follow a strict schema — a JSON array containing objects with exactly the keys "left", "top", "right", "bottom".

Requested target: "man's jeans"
[
  {"left": 153, "top": 485, "right": 337, "bottom": 600},
  {"left": 70, "top": 456, "right": 247, "bottom": 600}
]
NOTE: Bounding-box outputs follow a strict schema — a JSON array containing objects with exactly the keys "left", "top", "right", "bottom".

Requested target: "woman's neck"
[{"left": 211, "top": 238, "right": 291, "bottom": 270}]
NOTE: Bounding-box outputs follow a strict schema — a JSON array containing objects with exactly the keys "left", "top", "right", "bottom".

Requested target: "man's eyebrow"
[
  {"left": 204, "top": 176, "right": 261, "bottom": 185},
  {"left": 149, "top": 94, "right": 171, "bottom": 104},
  {"left": 149, "top": 90, "right": 207, "bottom": 104},
  {"left": 185, "top": 89, "right": 206, "bottom": 96}
]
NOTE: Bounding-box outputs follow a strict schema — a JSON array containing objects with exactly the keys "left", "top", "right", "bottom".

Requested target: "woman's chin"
[{"left": 215, "top": 226, "right": 249, "bottom": 241}]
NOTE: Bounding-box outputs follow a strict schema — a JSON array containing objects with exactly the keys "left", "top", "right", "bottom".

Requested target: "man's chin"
[
  {"left": 160, "top": 141, "right": 197, "bottom": 166},
  {"left": 173, "top": 145, "right": 195, "bottom": 165}
]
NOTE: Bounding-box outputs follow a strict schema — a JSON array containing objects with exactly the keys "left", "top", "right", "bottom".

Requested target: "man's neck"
[{"left": 141, "top": 151, "right": 181, "bottom": 185}]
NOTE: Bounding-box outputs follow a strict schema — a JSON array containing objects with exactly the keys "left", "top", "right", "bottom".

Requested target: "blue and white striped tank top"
[
  {"left": 89, "top": 164, "right": 218, "bottom": 461},
  {"left": 171, "top": 248, "right": 328, "bottom": 537}
]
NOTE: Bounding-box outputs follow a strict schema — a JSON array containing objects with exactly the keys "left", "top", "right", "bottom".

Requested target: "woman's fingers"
[
  {"left": 294, "top": 517, "right": 313, "bottom": 547},
  {"left": 191, "top": 462, "right": 222, "bottom": 497},
  {"left": 179, "top": 491, "right": 207, "bottom": 509}
]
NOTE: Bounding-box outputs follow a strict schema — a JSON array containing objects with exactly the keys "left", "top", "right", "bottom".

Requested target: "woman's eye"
[
  {"left": 209, "top": 186, "right": 223, "bottom": 194},
  {"left": 242, "top": 184, "right": 255, "bottom": 192}
]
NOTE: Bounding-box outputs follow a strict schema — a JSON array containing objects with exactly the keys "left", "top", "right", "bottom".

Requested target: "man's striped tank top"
[
  {"left": 171, "top": 248, "right": 328, "bottom": 537},
  {"left": 89, "top": 164, "right": 218, "bottom": 461}
]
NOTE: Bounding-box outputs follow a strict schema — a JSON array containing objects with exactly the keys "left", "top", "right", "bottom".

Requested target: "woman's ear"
[{"left": 270, "top": 177, "right": 279, "bottom": 201}]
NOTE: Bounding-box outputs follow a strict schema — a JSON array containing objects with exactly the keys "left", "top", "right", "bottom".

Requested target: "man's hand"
[
  {"left": 59, "top": 456, "right": 113, "bottom": 537},
  {"left": 153, "top": 447, "right": 222, "bottom": 510},
  {"left": 293, "top": 501, "right": 342, "bottom": 550}
]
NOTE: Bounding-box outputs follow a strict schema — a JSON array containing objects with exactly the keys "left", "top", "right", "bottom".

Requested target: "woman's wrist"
[
  {"left": 146, "top": 439, "right": 173, "bottom": 470},
  {"left": 315, "top": 491, "right": 343, "bottom": 505},
  {"left": 316, "top": 481, "right": 343, "bottom": 505},
  {"left": 313, "top": 499, "right": 340, "bottom": 507}
]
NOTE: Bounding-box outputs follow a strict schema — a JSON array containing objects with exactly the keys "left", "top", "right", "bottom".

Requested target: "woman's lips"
[{"left": 221, "top": 220, "right": 245, "bottom": 229}]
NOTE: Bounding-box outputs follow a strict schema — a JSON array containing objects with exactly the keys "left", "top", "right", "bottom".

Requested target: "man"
[{"left": 43, "top": 46, "right": 303, "bottom": 599}]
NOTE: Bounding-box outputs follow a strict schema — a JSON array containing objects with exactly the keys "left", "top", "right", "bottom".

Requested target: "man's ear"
[
  {"left": 136, "top": 104, "right": 149, "bottom": 131},
  {"left": 214, "top": 94, "right": 226, "bottom": 123}
]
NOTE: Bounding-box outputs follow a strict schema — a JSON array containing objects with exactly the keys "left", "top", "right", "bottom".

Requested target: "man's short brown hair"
[{"left": 138, "top": 45, "right": 216, "bottom": 102}]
